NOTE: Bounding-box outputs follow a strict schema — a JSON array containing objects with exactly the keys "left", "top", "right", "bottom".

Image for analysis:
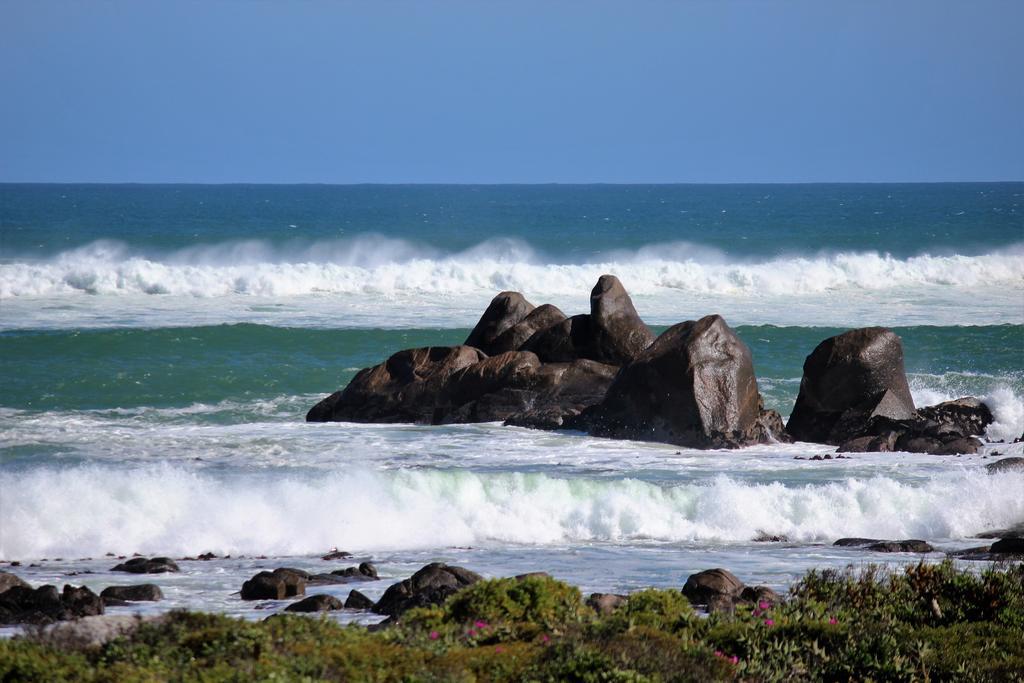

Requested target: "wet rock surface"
[
  {"left": 786, "top": 327, "right": 916, "bottom": 444},
  {"left": 986, "top": 457, "right": 1024, "bottom": 473},
  {"left": 344, "top": 589, "right": 375, "bottom": 610},
  {"left": 241, "top": 568, "right": 308, "bottom": 601},
  {"left": 682, "top": 568, "right": 745, "bottom": 605},
  {"left": 834, "top": 538, "right": 935, "bottom": 553},
  {"left": 100, "top": 584, "right": 163, "bottom": 603},
  {"left": 306, "top": 285, "right": 994, "bottom": 454},
  {"left": 111, "top": 557, "right": 180, "bottom": 574},
  {"left": 373, "top": 563, "right": 482, "bottom": 617},
  {"left": 0, "top": 584, "right": 104, "bottom": 626},
  {"left": 284, "top": 594, "right": 344, "bottom": 612},
  {"left": 578, "top": 315, "right": 786, "bottom": 448}
]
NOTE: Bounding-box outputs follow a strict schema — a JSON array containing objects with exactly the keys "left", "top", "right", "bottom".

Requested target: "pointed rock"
[{"left": 464, "top": 292, "right": 535, "bottom": 354}]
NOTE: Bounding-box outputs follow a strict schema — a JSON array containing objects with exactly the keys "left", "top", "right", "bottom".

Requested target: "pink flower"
[
  {"left": 466, "top": 628, "right": 476, "bottom": 637},
  {"left": 474, "top": 620, "right": 489, "bottom": 629},
  {"left": 764, "top": 619, "right": 775, "bottom": 626},
  {"left": 714, "top": 651, "right": 724, "bottom": 658},
  {"left": 828, "top": 617, "right": 838, "bottom": 625},
  {"left": 751, "top": 608, "right": 762, "bottom": 617},
  {"left": 494, "top": 646, "right": 505, "bottom": 653},
  {"left": 758, "top": 601, "right": 770, "bottom": 610},
  {"left": 429, "top": 631, "right": 439, "bottom": 640},
  {"left": 730, "top": 656, "right": 739, "bottom": 665},
  {"left": 540, "top": 634, "right": 550, "bottom": 644}
]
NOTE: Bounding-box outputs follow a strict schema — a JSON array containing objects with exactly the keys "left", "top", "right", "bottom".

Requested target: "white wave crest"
[
  {"left": 2, "top": 238, "right": 1022, "bottom": 299},
  {"left": 1, "top": 465, "right": 1021, "bottom": 560}
]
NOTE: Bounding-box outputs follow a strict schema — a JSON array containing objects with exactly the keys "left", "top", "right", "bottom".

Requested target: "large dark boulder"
[
  {"left": 0, "top": 584, "right": 103, "bottom": 626},
  {"left": 580, "top": 315, "right": 785, "bottom": 448},
  {"left": 786, "top": 327, "right": 916, "bottom": 444},
  {"left": 916, "top": 397, "right": 993, "bottom": 437},
  {"left": 345, "top": 589, "right": 375, "bottom": 610},
  {"left": 373, "top": 563, "right": 482, "bottom": 617},
  {"left": 488, "top": 304, "right": 568, "bottom": 354},
  {"left": 307, "top": 346, "right": 486, "bottom": 423},
  {"left": 682, "top": 568, "right": 745, "bottom": 605},
  {"left": 111, "top": 557, "right": 180, "bottom": 574},
  {"left": 241, "top": 568, "right": 307, "bottom": 601},
  {"left": 284, "top": 594, "right": 344, "bottom": 612},
  {"left": 100, "top": 584, "right": 163, "bottom": 603},
  {"left": 522, "top": 275, "right": 654, "bottom": 365},
  {"left": 464, "top": 292, "right": 536, "bottom": 354}
]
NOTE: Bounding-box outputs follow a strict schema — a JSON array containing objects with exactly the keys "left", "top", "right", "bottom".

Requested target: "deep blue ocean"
[{"left": 1, "top": 183, "right": 1022, "bottom": 624}]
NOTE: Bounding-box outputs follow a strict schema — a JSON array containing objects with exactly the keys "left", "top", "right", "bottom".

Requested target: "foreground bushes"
[{"left": 1, "top": 562, "right": 1022, "bottom": 682}]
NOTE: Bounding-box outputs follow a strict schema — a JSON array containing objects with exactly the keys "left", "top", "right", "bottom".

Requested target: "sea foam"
[
  {"left": 1, "top": 464, "right": 1021, "bottom": 560},
  {"left": 2, "top": 237, "right": 1022, "bottom": 299}
]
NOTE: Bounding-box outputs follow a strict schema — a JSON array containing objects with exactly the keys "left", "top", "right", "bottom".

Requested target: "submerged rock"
[
  {"left": 835, "top": 538, "right": 934, "bottom": 553},
  {"left": 580, "top": 315, "right": 786, "bottom": 448},
  {"left": 866, "top": 540, "right": 935, "bottom": 553},
  {"left": 986, "top": 457, "right": 1024, "bottom": 474},
  {"left": 111, "top": 557, "right": 180, "bottom": 574},
  {"left": 100, "top": 584, "right": 163, "bottom": 602},
  {"left": 329, "top": 562, "right": 379, "bottom": 581},
  {"left": 284, "top": 594, "right": 343, "bottom": 613}
]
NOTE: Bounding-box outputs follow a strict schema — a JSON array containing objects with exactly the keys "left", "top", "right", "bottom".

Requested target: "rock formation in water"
[
  {"left": 307, "top": 278, "right": 992, "bottom": 453},
  {"left": 785, "top": 327, "right": 992, "bottom": 454}
]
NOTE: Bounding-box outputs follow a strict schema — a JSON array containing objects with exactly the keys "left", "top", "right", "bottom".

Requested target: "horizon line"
[{"left": 2, "top": 179, "right": 1023, "bottom": 187}]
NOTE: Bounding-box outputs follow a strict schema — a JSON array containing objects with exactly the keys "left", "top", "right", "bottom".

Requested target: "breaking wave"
[
  {"left": 2, "top": 237, "right": 1022, "bottom": 299},
  {"left": 1, "top": 465, "right": 1021, "bottom": 560}
]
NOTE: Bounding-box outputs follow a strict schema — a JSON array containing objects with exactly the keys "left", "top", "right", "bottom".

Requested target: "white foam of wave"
[
  {"left": 1, "top": 465, "right": 1021, "bottom": 560},
  {"left": 2, "top": 238, "right": 1022, "bottom": 299}
]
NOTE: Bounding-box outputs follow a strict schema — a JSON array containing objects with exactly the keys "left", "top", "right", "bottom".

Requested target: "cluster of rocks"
[
  {"left": 0, "top": 571, "right": 163, "bottom": 626},
  {"left": 237, "top": 561, "right": 477, "bottom": 618},
  {"left": 307, "top": 277, "right": 998, "bottom": 454},
  {"left": 786, "top": 327, "right": 994, "bottom": 455},
  {"left": 308, "top": 275, "right": 787, "bottom": 449},
  {"left": 681, "top": 568, "right": 782, "bottom": 615},
  {"left": 831, "top": 528, "right": 1024, "bottom": 561},
  {"left": 240, "top": 561, "right": 381, "bottom": 606}
]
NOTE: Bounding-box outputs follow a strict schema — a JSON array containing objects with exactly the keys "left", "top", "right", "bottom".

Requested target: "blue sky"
[{"left": 1, "top": 1, "right": 1022, "bottom": 183}]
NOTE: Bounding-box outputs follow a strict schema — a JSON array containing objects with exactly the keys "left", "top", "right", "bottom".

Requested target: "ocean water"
[{"left": 1, "top": 183, "right": 1022, "bottom": 626}]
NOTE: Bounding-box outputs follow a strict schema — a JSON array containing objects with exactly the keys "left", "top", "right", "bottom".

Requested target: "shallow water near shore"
[{"left": 1, "top": 183, "right": 1022, "bottom": 631}]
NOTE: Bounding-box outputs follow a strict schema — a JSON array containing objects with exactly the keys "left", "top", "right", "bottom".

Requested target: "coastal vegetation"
[{"left": 2, "top": 561, "right": 1022, "bottom": 681}]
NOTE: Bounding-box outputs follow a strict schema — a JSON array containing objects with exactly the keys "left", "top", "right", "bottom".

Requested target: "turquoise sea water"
[{"left": 1, "top": 183, "right": 1022, "bottom": 624}]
